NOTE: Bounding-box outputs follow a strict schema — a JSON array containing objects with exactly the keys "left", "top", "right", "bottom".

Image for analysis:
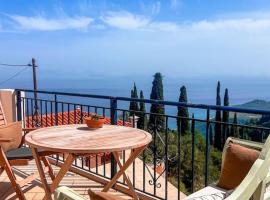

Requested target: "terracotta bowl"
[{"left": 84, "top": 116, "right": 106, "bottom": 129}]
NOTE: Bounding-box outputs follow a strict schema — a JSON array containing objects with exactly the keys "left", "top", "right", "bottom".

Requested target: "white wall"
[{"left": 0, "top": 89, "right": 25, "bottom": 123}]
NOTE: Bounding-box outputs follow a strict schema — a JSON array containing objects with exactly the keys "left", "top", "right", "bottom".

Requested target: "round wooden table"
[{"left": 25, "top": 124, "right": 152, "bottom": 200}]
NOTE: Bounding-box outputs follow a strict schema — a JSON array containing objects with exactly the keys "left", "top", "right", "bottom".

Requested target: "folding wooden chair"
[
  {"left": 184, "top": 136, "right": 270, "bottom": 200},
  {"left": 0, "top": 101, "right": 55, "bottom": 200}
]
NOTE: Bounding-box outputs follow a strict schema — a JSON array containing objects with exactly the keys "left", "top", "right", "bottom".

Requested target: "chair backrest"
[
  {"left": 0, "top": 101, "right": 7, "bottom": 127},
  {"left": 0, "top": 99, "right": 23, "bottom": 151},
  {"left": 225, "top": 135, "right": 270, "bottom": 200},
  {"left": 221, "top": 137, "right": 263, "bottom": 170}
]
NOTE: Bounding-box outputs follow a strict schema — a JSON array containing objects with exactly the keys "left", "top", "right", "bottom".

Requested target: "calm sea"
[
  {"left": 36, "top": 76, "right": 270, "bottom": 130},
  {"left": 7, "top": 75, "right": 270, "bottom": 130}
]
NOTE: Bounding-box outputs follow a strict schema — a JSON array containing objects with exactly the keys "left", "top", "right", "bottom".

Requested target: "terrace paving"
[
  {"left": 0, "top": 160, "right": 130, "bottom": 200},
  {"left": 0, "top": 151, "right": 187, "bottom": 199}
]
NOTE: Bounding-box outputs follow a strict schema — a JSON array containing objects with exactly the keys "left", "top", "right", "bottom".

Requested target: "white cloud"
[
  {"left": 189, "top": 18, "right": 270, "bottom": 33},
  {"left": 101, "top": 11, "right": 179, "bottom": 31},
  {"left": 8, "top": 15, "right": 93, "bottom": 31},
  {"left": 101, "top": 10, "right": 270, "bottom": 33},
  {"left": 3, "top": 10, "right": 270, "bottom": 34},
  {"left": 101, "top": 11, "right": 150, "bottom": 30}
]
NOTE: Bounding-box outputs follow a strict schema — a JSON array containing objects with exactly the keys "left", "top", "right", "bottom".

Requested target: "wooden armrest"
[
  {"left": 88, "top": 189, "right": 126, "bottom": 200},
  {"left": 22, "top": 128, "right": 37, "bottom": 133},
  {"left": 0, "top": 137, "right": 14, "bottom": 143},
  {"left": 9, "top": 159, "right": 29, "bottom": 166}
]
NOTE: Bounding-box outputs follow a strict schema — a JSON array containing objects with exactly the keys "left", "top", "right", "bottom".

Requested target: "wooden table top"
[{"left": 25, "top": 124, "right": 152, "bottom": 154}]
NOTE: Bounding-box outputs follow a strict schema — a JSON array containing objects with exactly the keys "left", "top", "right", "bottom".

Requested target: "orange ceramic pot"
[{"left": 84, "top": 116, "right": 106, "bottom": 128}]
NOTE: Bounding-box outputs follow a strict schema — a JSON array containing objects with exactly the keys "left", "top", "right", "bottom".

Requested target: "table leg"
[
  {"left": 32, "top": 148, "right": 76, "bottom": 199},
  {"left": 31, "top": 147, "right": 52, "bottom": 200},
  {"left": 50, "top": 153, "right": 75, "bottom": 192},
  {"left": 41, "top": 156, "right": 56, "bottom": 180},
  {"left": 102, "top": 146, "right": 146, "bottom": 194},
  {"left": 113, "top": 152, "right": 139, "bottom": 200}
]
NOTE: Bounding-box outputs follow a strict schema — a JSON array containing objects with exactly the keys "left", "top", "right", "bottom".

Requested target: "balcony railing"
[{"left": 15, "top": 89, "right": 270, "bottom": 200}]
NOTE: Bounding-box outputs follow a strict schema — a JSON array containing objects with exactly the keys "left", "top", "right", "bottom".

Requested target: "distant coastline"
[
  {"left": 235, "top": 99, "right": 270, "bottom": 110},
  {"left": 44, "top": 88, "right": 269, "bottom": 132}
]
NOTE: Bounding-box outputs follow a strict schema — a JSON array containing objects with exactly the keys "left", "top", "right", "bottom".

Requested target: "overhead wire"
[
  {"left": 0, "top": 63, "right": 31, "bottom": 67},
  {"left": 0, "top": 61, "right": 32, "bottom": 86},
  {"left": 0, "top": 66, "right": 30, "bottom": 86}
]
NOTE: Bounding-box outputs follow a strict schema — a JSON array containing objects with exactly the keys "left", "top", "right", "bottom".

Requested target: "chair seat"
[
  {"left": 184, "top": 185, "right": 233, "bottom": 200},
  {"left": 6, "top": 147, "right": 50, "bottom": 160}
]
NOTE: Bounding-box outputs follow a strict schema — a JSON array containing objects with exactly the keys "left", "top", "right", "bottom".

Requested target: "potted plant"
[{"left": 84, "top": 114, "right": 106, "bottom": 129}]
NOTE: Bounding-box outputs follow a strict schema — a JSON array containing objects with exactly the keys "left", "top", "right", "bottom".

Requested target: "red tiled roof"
[
  {"left": 25, "top": 109, "right": 130, "bottom": 163},
  {"left": 155, "top": 163, "right": 165, "bottom": 175},
  {"left": 26, "top": 108, "right": 132, "bottom": 128}
]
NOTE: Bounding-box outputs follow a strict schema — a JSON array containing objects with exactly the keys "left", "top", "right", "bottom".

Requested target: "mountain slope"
[{"left": 235, "top": 99, "right": 270, "bottom": 110}]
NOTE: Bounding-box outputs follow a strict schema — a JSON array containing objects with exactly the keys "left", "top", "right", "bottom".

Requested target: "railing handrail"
[
  {"left": 15, "top": 88, "right": 270, "bottom": 199},
  {"left": 15, "top": 88, "right": 270, "bottom": 115}
]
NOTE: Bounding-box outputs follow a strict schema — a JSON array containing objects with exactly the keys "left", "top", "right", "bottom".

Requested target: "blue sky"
[{"left": 1, "top": 0, "right": 270, "bottom": 89}]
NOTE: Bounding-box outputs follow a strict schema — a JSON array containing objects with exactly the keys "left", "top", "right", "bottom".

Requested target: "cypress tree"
[
  {"left": 148, "top": 73, "right": 165, "bottom": 132},
  {"left": 133, "top": 83, "right": 139, "bottom": 113},
  {"left": 230, "top": 113, "right": 239, "bottom": 138},
  {"left": 222, "top": 88, "right": 229, "bottom": 144},
  {"left": 177, "top": 86, "right": 189, "bottom": 135},
  {"left": 129, "top": 83, "right": 139, "bottom": 116},
  {"left": 137, "top": 90, "right": 147, "bottom": 129},
  {"left": 129, "top": 89, "right": 134, "bottom": 116},
  {"left": 214, "top": 81, "right": 222, "bottom": 150},
  {"left": 209, "top": 125, "right": 213, "bottom": 145}
]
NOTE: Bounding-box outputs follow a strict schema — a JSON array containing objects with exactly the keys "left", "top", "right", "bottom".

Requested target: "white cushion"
[
  {"left": 184, "top": 185, "right": 233, "bottom": 200},
  {"left": 54, "top": 186, "right": 87, "bottom": 200},
  {"left": 264, "top": 192, "right": 270, "bottom": 200}
]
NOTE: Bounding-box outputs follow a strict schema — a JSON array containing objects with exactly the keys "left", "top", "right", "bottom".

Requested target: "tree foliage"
[
  {"left": 177, "top": 86, "right": 190, "bottom": 135},
  {"left": 134, "top": 75, "right": 223, "bottom": 195},
  {"left": 230, "top": 113, "right": 239, "bottom": 138},
  {"left": 222, "top": 88, "right": 229, "bottom": 145},
  {"left": 162, "top": 130, "right": 222, "bottom": 194},
  {"left": 129, "top": 89, "right": 134, "bottom": 114},
  {"left": 148, "top": 73, "right": 165, "bottom": 132},
  {"left": 209, "top": 125, "right": 214, "bottom": 145},
  {"left": 133, "top": 83, "right": 139, "bottom": 112},
  {"left": 129, "top": 83, "right": 139, "bottom": 116},
  {"left": 214, "top": 81, "right": 222, "bottom": 150},
  {"left": 137, "top": 90, "right": 147, "bottom": 129}
]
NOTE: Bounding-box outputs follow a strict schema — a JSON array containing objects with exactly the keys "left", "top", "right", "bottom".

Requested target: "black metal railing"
[{"left": 15, "top": 89, "right": 270, "bottom": 199}]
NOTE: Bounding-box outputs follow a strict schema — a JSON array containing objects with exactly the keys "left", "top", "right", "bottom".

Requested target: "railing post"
[
  {"left": 16, "top": 90, "right": 22, "bottom": 121},
  {"left": 205, "top": 109, "right": 210, "bottom": 186},
  {"left": 110, "top": 98, "right": 117, "bottom": 125},
  {"left": 191, "top": 114, "right": 195, "bottom": 193},
  {"left": 31, "top": 58, "right": 39, "bottom": 127},
  {"left": 54, "top": 94, "right": 58, "bottom": 126},
  {"left": 110, "top": 98, "right": 117, "bottom": 179}
]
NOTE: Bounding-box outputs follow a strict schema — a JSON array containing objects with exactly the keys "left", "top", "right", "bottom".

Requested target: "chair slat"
[{"left": 0, "top": 101, "right": 7, "bottom": 126}]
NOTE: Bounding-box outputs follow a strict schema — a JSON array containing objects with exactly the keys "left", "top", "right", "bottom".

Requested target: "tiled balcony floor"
[{"left": 0, "top": 160, "right": 130, "bottom": 200}]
